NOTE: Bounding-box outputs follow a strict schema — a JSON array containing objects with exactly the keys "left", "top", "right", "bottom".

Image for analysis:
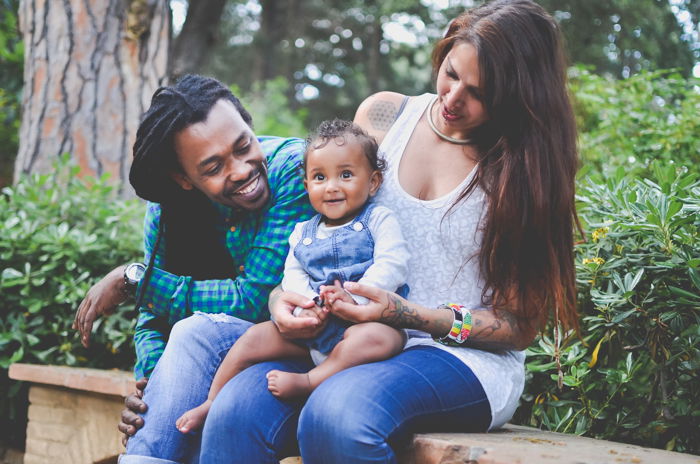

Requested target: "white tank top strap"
[{"left": 380, "top": 93, "right": 434, "bottom": 165}]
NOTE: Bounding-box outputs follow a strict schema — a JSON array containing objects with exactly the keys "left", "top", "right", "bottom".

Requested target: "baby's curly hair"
[{"left": 303, "top": 119, "right": 386, "bottom": 175}]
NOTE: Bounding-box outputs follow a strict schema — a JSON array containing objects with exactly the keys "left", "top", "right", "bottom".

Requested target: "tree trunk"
[
  {"left": 170, "top": 0, "right": 227, "bottom": 80},
  {"left": 14, "top": 0, "right": 170, "bottom": 194}
]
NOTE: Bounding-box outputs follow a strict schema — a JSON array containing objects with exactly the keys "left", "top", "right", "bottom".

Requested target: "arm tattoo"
[
  {"left": 465, "top": 309, "right": 520, "bottom": 351},
  {"left": 367, "top": 100, "right": 398, "bottom": 131},
  {"left": 380, "top": 297, "right": 429, "bottom": 329}
]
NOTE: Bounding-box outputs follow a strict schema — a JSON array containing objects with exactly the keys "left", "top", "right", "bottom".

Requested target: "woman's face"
[{"left": 434, "top": 42, "right": 488, "bottom": 139}]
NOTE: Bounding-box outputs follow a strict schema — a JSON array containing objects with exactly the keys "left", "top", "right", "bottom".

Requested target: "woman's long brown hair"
[{"left": 433, "top": 0, "right": 580, "bottom": 333}]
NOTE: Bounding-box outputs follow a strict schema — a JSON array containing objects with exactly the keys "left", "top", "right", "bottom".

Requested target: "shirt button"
[
  {"left": 353, "top": 222, "right": 364, "bottom": 231},
  {"left": 302, "top": 237, "right": 313, "bottom": 245},
  {"left": 147, "top": 303, "right": 154, "bottom": 309},
  {"left": 239, "top": 265, "right": 245, "bottom": 273},
  {"left": 230, "top": 226, "right": 236, "bottom": 232}
]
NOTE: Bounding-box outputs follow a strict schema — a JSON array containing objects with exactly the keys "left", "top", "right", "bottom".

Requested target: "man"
[{"left": 72, "top": 76, "right": 317, "bottom": 446}]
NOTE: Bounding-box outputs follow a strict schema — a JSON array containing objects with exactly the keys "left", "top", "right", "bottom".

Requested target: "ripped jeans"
[{"left": 120, "top": 313, "right": 491, "bottom": 464}]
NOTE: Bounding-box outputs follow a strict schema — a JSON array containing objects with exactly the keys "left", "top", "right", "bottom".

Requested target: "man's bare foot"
[
  {"left": 266, "top": 370, "right": 313, "bottom": 399},
  {"left": 175, "top": 399, "right": 212, "bottom": 434}
]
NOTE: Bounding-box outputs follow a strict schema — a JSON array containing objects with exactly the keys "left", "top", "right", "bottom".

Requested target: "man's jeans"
[{"left": 121, "top": 314, "right": 491, "bottom": 464}]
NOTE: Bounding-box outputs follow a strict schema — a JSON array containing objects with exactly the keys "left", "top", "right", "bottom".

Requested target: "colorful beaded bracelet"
[{"left": 435, "top": 303, "right": 473, "bottom": 346}]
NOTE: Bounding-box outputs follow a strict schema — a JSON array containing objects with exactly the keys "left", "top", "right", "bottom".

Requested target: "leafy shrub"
[
  {"left": 515, "top": 165, "right": 700, "bottom": 453},
  {"left": 570, "top": 68, "right": 700, "bottom": 178},
  {"left": 0, "top": 156, "right": 144, "bottom": 447},
  {"left": 234, "top": 77, "right": 309, "bottom": 137}
]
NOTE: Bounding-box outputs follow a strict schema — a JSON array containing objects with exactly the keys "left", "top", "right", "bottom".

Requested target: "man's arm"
[
  {"left": 132, "top": 311, "right": 170, "bottom": 379},
  {"left": 136, "top": 140, "right": 314, "bottom": 327}
]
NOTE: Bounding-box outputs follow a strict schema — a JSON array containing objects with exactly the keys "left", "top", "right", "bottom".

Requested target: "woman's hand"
[
  {"left": 73, "top": 265, "right": 129, "bottom": 347},
  {"left": 118, "top": 377, "right": 148, "bottom": 446},
  {"left": 332, "top": 282, "right": 535, "bottom": 350},
  {"left": 328, "top": 281, "right": 401, "bottom": 324},
  {"left": 269, "top": 288, "right": 329, "bottom": 339}
]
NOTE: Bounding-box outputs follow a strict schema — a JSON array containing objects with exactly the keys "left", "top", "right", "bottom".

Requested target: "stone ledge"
[
  {"left": 398, "top": 424, "right": 700, "bottom": 464},
  {"left": 9, "top": 363, "right": 135, "bottom": 397},
  {"left": 9, "top": 364, "right": 699, "bottom": 464}
]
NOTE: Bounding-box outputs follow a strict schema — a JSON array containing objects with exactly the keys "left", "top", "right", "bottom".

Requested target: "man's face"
[{"left": 171, "top": 99, "right": 270, "bottom": 211}]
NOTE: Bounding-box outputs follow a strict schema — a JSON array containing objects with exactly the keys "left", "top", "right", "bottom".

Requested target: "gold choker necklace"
[{"left": 427, "top": 97, "right": 473, "bottom": 145}]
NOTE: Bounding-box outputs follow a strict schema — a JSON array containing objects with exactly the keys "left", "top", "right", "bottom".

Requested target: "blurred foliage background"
[{"left": 1, "top": 0, "right": 699, "bottom": 456}]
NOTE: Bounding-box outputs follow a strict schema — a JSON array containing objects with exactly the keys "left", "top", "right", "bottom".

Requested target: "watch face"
[{"left": 126, "top": 263, "right": 146, "bottom": 282}]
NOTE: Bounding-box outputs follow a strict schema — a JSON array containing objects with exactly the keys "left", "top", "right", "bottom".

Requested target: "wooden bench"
[{"left": 9, "top": 363, "right": 699, "bottom": 464}]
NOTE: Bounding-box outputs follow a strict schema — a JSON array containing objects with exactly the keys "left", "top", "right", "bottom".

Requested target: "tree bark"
[
  {"left": 170, "top": 0, "right": 227, "bottom": 80},
  {"left": 14, "top": 0, "right": 170, "bottom": 194}
]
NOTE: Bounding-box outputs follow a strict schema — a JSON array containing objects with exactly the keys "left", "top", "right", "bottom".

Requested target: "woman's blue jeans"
[{"left": 121, "top": 313, "right": 491, "bottom": 464}]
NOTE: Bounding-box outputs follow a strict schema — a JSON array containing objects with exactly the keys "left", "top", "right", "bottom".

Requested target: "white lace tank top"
[{"left": 373, "top": 93, "right": 525, "bottom": 429}]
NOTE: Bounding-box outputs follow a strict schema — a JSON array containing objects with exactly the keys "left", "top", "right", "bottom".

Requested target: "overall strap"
[
  {"left": 300, "top": 214, "right": 323, "bottom": 242},
  {"left": 352, "top": 200, "right": 376, "bottom": 227}
]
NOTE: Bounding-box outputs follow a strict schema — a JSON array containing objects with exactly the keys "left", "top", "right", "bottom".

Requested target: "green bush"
[
  {"left": 234, "top": 77, "right": 309, "bottom": 137},
  {"left": 570, "top": 68, "right": 700, "bottom": 178},
  {"left": 0, "top": 156, "right": 144, "bottom": 447},
  {"left": 515, "top": 165, "right": 700, "bottom": 453}
]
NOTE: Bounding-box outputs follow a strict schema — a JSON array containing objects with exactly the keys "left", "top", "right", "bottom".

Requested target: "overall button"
[
  {"left": 353, "top": 222, "right": 364, "bottom": 231},
  {"left": 302, "top": 237, "right": 313, "bottom": 245}
]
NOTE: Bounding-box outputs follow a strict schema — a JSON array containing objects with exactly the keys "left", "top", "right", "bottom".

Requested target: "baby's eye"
[
  {"left": 313, "top": 173, "right": 326, "bottom": 181},
  {"left": 341, "top": 170, "right": 353, "bottom": 179}
]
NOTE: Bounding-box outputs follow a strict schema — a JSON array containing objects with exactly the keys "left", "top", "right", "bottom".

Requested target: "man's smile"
[{"left": 233, "top": 173, "right": 261, "bottom": 196}]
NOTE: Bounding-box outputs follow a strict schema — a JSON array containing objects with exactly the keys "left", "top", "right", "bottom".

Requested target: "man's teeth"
[{"left": 236, "top": 176, "right": 258, "bottom": 195}]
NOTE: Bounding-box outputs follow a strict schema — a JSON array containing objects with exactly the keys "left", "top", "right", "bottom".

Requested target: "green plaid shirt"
[{"left": 133, "top": 136, "right": 314, "bottom": 379}]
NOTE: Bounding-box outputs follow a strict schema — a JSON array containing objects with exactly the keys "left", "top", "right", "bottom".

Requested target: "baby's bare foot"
[
  {"left": 176, "top": 399, "right": 212, "bottom": 434},
  {"left": 266, "top": 370, "right": 313, "bottom": 399}
]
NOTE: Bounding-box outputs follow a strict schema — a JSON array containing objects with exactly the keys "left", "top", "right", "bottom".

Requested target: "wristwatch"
[{"left": 123, "top": 262, "right": 147, "bottom": 295}]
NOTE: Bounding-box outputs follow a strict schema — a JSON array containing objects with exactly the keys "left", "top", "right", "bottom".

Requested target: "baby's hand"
[
  {"left": 292, "top": 303, "right": 328, "bottom": 322},
  {"left": 320, "top": 282, "right": 356, "bottom": 309}
]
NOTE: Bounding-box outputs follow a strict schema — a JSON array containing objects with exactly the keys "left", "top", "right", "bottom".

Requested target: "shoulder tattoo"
[{"left": 367, "top": 100, "right": 399, "bottom": 131}]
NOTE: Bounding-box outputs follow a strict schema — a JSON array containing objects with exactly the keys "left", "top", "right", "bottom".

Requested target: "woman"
[{"left": 122, "top": 1, "right": 579, "bottom": 462}]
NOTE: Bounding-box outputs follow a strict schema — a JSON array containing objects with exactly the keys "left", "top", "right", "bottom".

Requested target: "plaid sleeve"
[
  {"left": 138, "top": 139, "right": 314, "bottom": 326},
  {"left": 130, "top": 202, "right": 170, "bottom": 378},
  {"left": 133, "top": 310, "right": 168, "bottom": 379},
  {"left": 142, "top": 202, "right": 164, "bottom": 266}
]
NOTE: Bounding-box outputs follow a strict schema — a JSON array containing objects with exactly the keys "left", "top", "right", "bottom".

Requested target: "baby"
[{"left": 176, "top": 119, "right": 409, "bottom": 433}]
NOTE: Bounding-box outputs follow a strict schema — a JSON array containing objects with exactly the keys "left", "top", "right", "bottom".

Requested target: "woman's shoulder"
[{"left": 354, "top": 91, "right": 410, "bottom": 144}]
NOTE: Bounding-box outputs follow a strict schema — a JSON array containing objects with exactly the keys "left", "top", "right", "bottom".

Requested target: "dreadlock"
[{"left": 129, "top": 75, "right": 253, "bottom": 280}]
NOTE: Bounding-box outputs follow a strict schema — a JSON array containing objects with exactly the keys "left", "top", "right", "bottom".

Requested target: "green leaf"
[
  {"left": 1, "top": 268, "right": 22, "bottom": 279},
  {"left": 668, "top": 286, "right": 699, "bottom": 300}
]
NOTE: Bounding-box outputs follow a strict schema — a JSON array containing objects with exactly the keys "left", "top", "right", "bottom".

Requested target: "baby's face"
[{"left": 304, "top": 140, "right": 381, "bottom": 226}]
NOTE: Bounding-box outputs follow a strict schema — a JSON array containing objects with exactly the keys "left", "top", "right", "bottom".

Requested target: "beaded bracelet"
[{"left": 435, "top": 303, "right": 473, "bottom": 346}]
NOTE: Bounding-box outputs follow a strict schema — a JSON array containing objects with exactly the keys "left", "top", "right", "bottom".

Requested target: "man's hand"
[
  {"left": 73, "top": 265, "right": 129, "bottom": 347},
  {"left": 118, "top": 377, "right": 148, "bottom": 447},
  {"left": 270, "top": 290, "right": 328, "bottom": 339}
]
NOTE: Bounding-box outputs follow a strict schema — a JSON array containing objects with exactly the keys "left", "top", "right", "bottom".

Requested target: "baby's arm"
[
  {"left": 349, "top": 206, "right": 410, "bottom": 303},
  {"left": 281, "top": 222, "right": 326, "bottom": 320}
]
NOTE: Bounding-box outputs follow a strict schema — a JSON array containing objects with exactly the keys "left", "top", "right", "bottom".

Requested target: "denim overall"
[{"left": 293, "top": 202, "right": 408, "bottom": 354}]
